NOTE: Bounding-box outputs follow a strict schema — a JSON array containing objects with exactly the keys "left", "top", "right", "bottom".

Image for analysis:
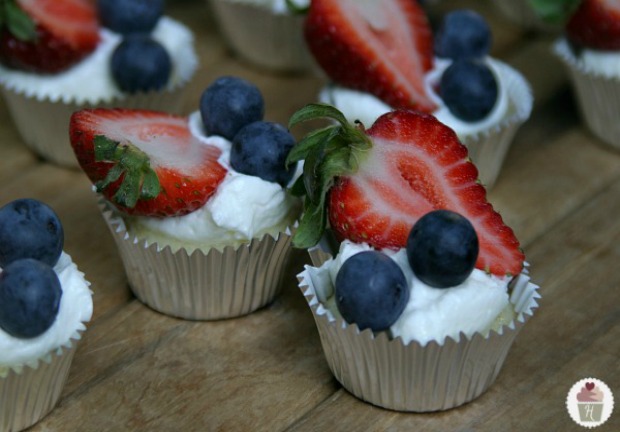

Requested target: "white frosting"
[
  {"left": 314, "top": 240, "right": 510, "bottom": 346},
  {"left": 319, "top": 57, "right": 510, "bottom": 138},
  {"left": 222, "top": 0, "right": 309, "bottom": 14},
  {"left": 577, "top": 46, "right": 620, "bottom": 79},
  {"left": 0, "top": 252, "right": 93, "bottom": 369},
  {"left": 134, "top": 112, "right": 299, "bottom": 244},
  {"left": 0, "top": 17, "right": 198, "bottom": 104}
]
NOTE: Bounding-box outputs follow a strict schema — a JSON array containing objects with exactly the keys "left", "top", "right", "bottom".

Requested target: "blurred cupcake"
[
  {"left": 70, "top": 77, "right": 300, "bottom": 320},
  {"left": 209, "top": 0, "right": 315, "bottom": 72},
  {"left": 288, "top": 105, "right": 540, "bottom": 411},
  {"left": 307, "top": 3, "right": 532, "bottom": 188},
  {"left": 0, "top": 198, "right": 92, "bottom": 430},
  {"left": 0, "top": 0, "right": 198, "bottom": 167},
  {"left": 545, "top": 0, "right": 620, "bottom": 150}
]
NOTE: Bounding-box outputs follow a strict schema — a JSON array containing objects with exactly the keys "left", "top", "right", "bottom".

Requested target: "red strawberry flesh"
[
  {"left": 566, "top": 0, "right": 620, "bottom": 50},
  {"left": 304, "top": 0, "right": 436, "bottom": 113},
  {"left": 328, "top": 110, "right": 524, "bottom": 276},
  {"left": 70, "top": 109, "right": 227, "bottom": 218}
]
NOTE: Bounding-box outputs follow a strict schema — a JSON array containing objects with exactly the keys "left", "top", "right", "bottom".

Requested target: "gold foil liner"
[
  {"left": 299, "top": 256, "right": 541, "bottom": 412},
  {"left": 553, "top": 38, "right": 620, "bottom": 151},
  {"left": 0, "top": 336, "right": 81, "bottom": 432},
  {"left": 458, "top": 61, "right": 533, "bottom": 188},
  {"left": 99, "top": 199, "right": 295, "bottom": 320},
  {"left": 0, "top": 83, "right": 193, "bottom": 168},
  {"left": 208, "top": 0, "right": 316, "bottom": 73}
]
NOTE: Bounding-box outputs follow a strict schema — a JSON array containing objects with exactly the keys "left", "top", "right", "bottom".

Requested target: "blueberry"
[
  {"left": 335, "top": 251, "right": 409, "bottom": 332},
  {"left": 231, "top": 121, "right": 296, "bottom": 186},
  {"left": 434, "top": 9, "right": 492, "bottom": 60},
  {"left": 111, "top": 34, "right": 171, "bottom": 93},
  {"left": 0, "top": 199, "right": 63, "bottom": 268},
  {"left": 406, "top": 210, "right": 478, "bottom": 288},
  {"left": 439, "top": 59, "right": 498, "bottom": 122},
  {"left": 98, "top": 0, "right": 164, "bottom": 35},
  {"left": 0, "top": 259, "right": 62, "bottom": 338},
  {"left": 200, "top": 76, "right": 264, "bottom": 140}
]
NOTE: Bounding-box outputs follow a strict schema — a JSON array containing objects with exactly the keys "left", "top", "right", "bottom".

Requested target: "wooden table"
[{"left": 2, "top": 0, "right": 618, "bottom": 430}]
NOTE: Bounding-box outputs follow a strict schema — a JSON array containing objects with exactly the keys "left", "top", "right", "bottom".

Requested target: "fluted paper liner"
[
  {"left": 298, "top": 261, "right": 540, "bottom": 412},
  {"left": 553, "top": 39, "right": 620, "bottom": 151},
  {"left": 99, "top": 199, "right": 294, "bottom": 320},
  {"left": 209, "top": 0, "right": 316, "bottom": 73},
  {"left": 0, "top": 334, "right": 83, "bottom": 432}
]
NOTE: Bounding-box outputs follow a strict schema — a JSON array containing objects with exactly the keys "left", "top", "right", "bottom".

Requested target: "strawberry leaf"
[
  {"left": 528, "top": 0, "right": 581, "bottom": 24},
  {"left": 2, "top": 0, "right": 36, "bottom": 41},
  {"left": 285, "top": 0, "right": 310, "bottom": 15},
  {"left": 92, "top": 135, "right": 161, "bottom": 208},
  {"left": 288, "top": 103, "right": 372, "bottom": 248}
]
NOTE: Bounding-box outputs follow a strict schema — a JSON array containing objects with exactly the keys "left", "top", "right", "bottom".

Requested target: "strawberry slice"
[
  {"left": 288, "top": 104, "right": 524, "bottom": 277},
  {"left": 0, "top": 0, "right": 99, "bottom": 73},
  {"left": 70, "top": 109, "right": 228, "bottom": 218},
  {"left": 566, "top": 0, "right": 620, "bottom": 49},
  {"left": 304, "top": 0, "right": 436, "bottom": 113}
]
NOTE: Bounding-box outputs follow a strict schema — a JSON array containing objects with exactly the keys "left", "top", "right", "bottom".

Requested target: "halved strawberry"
[
  {"left": 70, "top": 109, "right": 228, "bottom": 218},
  {"left": 288, "top": 104, "right": 524, "bottom": 277},
  {"left": 566, "top": 0, "right": 620, "bottom": 49},
  {"left": 304, "top": 0, "right": 436, "bottom": 113},
  {"left": 0, "top": 0, "right": 99, "bottom": 73}
]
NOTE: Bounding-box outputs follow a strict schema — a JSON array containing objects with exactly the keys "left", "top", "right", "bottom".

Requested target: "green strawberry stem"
[
  {"left": 287, "top": 103, "right": 372, "bottom": 248},
  {"left": 527, "top": 0, "right": 581, "bottom": 24},
  {"left": 0, "top": 0, "right": 36, "bottom": 41},
  {"left": 284, "top": 0, "right": 310, "bottom": 15},
  {"left": 93, "top": 135, "right": 160, "bottom": 208}
]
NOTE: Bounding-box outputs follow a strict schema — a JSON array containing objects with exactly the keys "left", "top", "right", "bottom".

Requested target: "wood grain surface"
[{"left": 1, "top": 0, "right": 618, "bottom": 431}]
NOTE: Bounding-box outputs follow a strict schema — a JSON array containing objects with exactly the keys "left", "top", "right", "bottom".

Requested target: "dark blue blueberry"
[
  {"left": 98, "top": 0, "right": 164, "bottom": 35},
  {"left": 230, "top": 121, "right": 296, "bottom": 186},
  {"left": 111, "top": 35, "right": 171, "bottom": 93},
  {"left": 0, "top": 259, "right": 62, "bottom": 338},
  {"left": 406, "top": 210, "right": 478, "bottom": 288},
  {"left": 434, "top": 9, "right": 492, "bottom": 60},
  {"left": 0, "top": 198, "right": 63, "bottom": 268},
  {"left": 200, "top": 76, "right": 264, "bottom": 140},
  {"left": 439, "top": 59, "right": 498, "bottom": 122},
  {"left": 335, "top": 251, "right": 409, "bottom": 332}
]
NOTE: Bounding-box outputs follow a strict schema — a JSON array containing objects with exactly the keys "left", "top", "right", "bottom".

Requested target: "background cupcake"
[
  {"left": 0, "top": 0, "right": 198, "bottom": 167},
  {"left": 208, "top": 0, "right": 316, "bottom": 73},
  {"left": 538, "top": 0, "right": 620, "bottom": 150},
  {"left": 0, "top": 198, "right": 92, "bottom": 431},
  {"left": 307, "top": 2, "right": 532, "bottom": 188},
  {"left": 69, "top": 77, "right": 300, "bottom": 320}
]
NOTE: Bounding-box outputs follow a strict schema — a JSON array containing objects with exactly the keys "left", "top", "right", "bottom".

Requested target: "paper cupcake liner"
[
  {"left": 298, "top": 261, "right": 540, "bottom": 412},
  {"left": 458, "top": 61, "right": 533, "bottom": 188},
  {"left": 553, "top": 39, "right": 620, "bottom": 150},
  {"left": 209, "top": 0, "right": 316, "bottom": 73},
  {"left": 99, "top": 199, "right": 295, "bottom": 320},
  {"left": 0, "top": 335, "right": 81, "bottom": 432},
  {"left": 0, "top": 83, "right": 193, "bottom": 168}
]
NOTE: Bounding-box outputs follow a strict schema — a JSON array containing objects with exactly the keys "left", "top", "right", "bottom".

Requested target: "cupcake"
[
  {"left": 306, "top": 2, "right": 532, "bottom": 188},
  {"left": 576, "top": 382, "right": 605, "bottom": 422},
  {"left": 0, "top": 198, "right": 92, "bottom": 431},
  {"left": 209, "top": 0, "right": 315, "bottom": 72},
  {"left": 288, "top": 104, "right": 540, "bottom": 411},
  {"left": 69, "top": 76, "right": 300, "bottom": 320},
  {"left": 0, "top": 0, "right": 198, "bottom": 167},
  {"left": 543, "top": 0, "right": 620, "bottom": 150}
]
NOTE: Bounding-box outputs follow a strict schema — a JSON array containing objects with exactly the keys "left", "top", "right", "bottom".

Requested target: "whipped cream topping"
[
  {"left": 555, "top": 38, "right": 620, "bottom": 79},
  {"left": 312, "top": 241, "right": 511, "bottom": 346},
  {"left": 222, "top": 0, "right": 309, "bottom": 14},
  {"left": 0, "top": 17, "right": 198, "bottom": 104},
  {"left": 133, "top": 112, "right": 299, "bottom": 245},
  {"left": 0, "top": 252, "right": 93, "bottom": 369},
  {"left": 319, "top": 57, "right": 510, "bottom": 137}
]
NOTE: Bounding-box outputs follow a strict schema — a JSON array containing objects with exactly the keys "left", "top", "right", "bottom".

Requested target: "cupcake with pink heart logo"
[{"left": 576, "top": 382, "right": 605, "bottom": 422}]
